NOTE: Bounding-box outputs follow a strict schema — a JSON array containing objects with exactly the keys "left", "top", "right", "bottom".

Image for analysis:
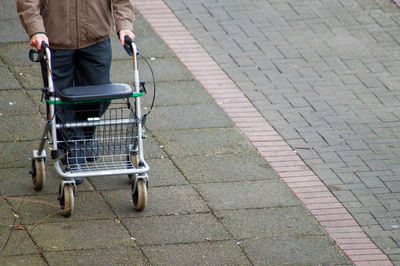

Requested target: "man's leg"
[
  {"left": 74, "top": 38, "right": 112, "bottom": 140},
  {"left": 50, "top": 49, "right": 87, "bottom": 170}
]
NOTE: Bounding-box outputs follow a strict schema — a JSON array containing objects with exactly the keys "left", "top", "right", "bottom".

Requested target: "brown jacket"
[{"left": 17, "top": 0, "right": 135, "bottom": 49}]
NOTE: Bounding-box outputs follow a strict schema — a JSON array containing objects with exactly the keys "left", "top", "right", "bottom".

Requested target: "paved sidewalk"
[
  {"left": 0, "top": 2, "right": 349, "bottom": 265},
  {"left": 0, "top": 0, "right": 390, "bottom": 265},
  {"left": 160, "top": 0, "right": 400, "bottom": 264}
]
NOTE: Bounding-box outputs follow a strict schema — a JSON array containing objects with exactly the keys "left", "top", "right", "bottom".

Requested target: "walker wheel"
[
  {"left": 132, "top": 179, "right": 147, "bottom": 211},
  {"left": 60, "top": 184, "right": 74, "bottom": 217},
  {"left": 128, "top": 153, "right": 139, "bottom": 183},
  {"left": 31, "top": 158, "right": 45, "bottom": 191}
]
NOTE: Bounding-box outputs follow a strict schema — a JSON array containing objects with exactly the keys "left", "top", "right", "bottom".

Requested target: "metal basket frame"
[{"left": 33, "top": 44, "right": 149, "bottom": 180}]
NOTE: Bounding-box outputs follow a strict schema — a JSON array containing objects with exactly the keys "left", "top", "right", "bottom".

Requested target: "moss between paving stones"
[
  {"left": 142, "top": 240, "right": 251, "bottom": 265},
  {"left": 122, "top": 213, "right": 229, "bottom": 246},
  {"left": 102, "top": 185, "right": 209, "bottom": 218}
]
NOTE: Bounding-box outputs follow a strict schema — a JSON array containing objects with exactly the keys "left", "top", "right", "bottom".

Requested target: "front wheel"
[
  {"left": 60, "top": 184, "right": 74, "bottom": 217},
  {"left": 132, "top": 179, "right": 147, "bottom": 211},
  {"left": 31, "top": 159, "right": 45, "bottom": 191}
]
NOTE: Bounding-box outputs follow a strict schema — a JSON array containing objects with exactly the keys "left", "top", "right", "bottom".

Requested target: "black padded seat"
[{"left": 56, "top": 83, "right": 133, "bottom": 101}]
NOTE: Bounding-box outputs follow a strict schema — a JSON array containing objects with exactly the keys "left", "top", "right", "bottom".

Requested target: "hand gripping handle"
[
  {"left": 123, "top": 36, "right": 135, "bottom": 56},
  {"left": 29, "top": 41, "right": 49, "bottom": 62}
]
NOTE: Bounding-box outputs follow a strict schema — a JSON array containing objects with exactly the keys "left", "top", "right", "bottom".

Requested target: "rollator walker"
[{"left": 29, "top": 37, "right": 150, "bottom": 216}]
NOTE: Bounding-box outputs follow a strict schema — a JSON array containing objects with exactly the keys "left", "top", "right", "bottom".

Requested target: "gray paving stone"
[
  {"left": 144, "top": 80, "right": 214, "bottom": 107},
  {"left": 0, "top": 226, "right": 38, "bottom": 256},
  {"left": 386, "top": 181, "right": 400, "bottom": 193},
  {"left": 0, "top": 199, "right": 14, "bottom": 226},
  {"left": 0, "top": 167, "right": 94, "bottom": 197},
  {"left": 0, "top": 254, "right": 46, "bottom": 266},
  {"left": 351, "top": 212, "right": 379, "bottom": 226},
  {"left": 0, "top": 141, "right": 37, "bottom": 169},
  {"left": 240, "top": 236, "right": 350, "bottom": 265},
  {"left": 0, "top": 43, "right": 35, "bottom": 68},
  {"left": 88, "top": 174, "right": 135, "bottom": 191},
  {"left": 89, "top": 158, "right": 188, "bottom": 190},
  {"left": 111, "top": 34, "right": 175, "bottom": 60},
  {"left": 123, "top": 213, "right": 229, "bottom": 246},
  {"left": 0, "top": 2, "right": 19, "bottom": 20},
  {"left": 173, "top": 153, "right": 278, "bottom": 184},
  {"left": 44, "top": 246, "right": 148, "bottom": 266},
  {"left": 102, "top": 185, "right": 209, "bottom": 218},
  {"left": 142, "top": 240, "right": 251, "bottom": 266},
  {"left": 111, "top": 58, "right": 193, "bottom": 84},
  {"left": 196, "top": 180, "right": 301, "bottom": 211},
  {"left": 8, "top": 191, "right": 115, "bottom": 225},
  {"left": 30, "top": 219, "right": 135, "bottom": 252},
  {"left": 0, "top": 19, "right": 28, "bottom": 43},
  {"left": 0, "top": 115, "right": 43, "bottom": 142},
  {"left": 0, "top": 90, "right": 37, "bottom": 116},
  {"left": 147, "top": 104, "right": 233, "bottom": 130},
  {"left": 0, "top": 62, "right": 21, "bottom": 90},
  {"left": 7, "top": 66, "right": 42, "bottom": 89},
  {"left": 146, "top": 158, "right": 189, "bottom": 187},
  {"left": 133, "top": 13, "right": 157, "bottom": 38},
  {"left": 153, "top": 128, "right": 255, "bottom": 158},
  {"left": 216, "top": 207, "right": 325, "bottom": 240}
]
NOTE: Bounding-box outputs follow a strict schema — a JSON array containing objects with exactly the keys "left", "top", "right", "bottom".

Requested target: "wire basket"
[{"left": 55, "top": 102, "right": 139, "bottom": 172}]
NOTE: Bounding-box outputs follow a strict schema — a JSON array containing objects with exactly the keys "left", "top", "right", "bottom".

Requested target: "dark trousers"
[{"left": 41, "top": 38, "right": 112, "bottom": 157}]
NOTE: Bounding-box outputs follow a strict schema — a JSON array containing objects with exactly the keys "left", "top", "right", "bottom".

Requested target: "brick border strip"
[
  {"left": 135, "top": 1, "right": 393, "bottom": 265},
  {"left": 393, "top": 0, "right": 400, "bottom": 8}
]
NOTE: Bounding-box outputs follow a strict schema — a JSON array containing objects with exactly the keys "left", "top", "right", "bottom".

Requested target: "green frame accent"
[{"left": 46, "top": 92, "right": 144, "bottom": 105}]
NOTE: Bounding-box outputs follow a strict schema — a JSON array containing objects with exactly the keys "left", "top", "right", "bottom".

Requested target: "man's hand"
[
  {"left": 30, "top": 33, "right": 49, "bottom": 50},
  {"left": 119, "top": 29, "right": 135, "bottom": 45}
]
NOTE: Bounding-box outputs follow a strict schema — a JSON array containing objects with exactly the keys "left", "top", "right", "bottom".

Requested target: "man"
[{"left": 17, "top": 0, "right": 136, "bottom": 183}]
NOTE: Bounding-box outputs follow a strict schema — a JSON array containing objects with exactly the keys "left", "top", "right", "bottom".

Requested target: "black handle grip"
[
  {"left": 29, "top": 41, "right": 49, "bottom": 62},
  {"left": 123, "top": 36, "right": 134, "bottom": 56}
]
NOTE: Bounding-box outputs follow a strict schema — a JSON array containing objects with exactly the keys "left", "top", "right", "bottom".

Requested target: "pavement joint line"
[{"left": 135, "top": 0, "right": 394, "bottom": 264}]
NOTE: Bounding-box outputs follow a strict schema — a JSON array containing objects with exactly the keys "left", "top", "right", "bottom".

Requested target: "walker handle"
[
  {"left": 29, "top": 41, "right": 49, "bottom": 62},
  {"left": 123, "top": 36, "right": 134, "bottom": 56}
]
